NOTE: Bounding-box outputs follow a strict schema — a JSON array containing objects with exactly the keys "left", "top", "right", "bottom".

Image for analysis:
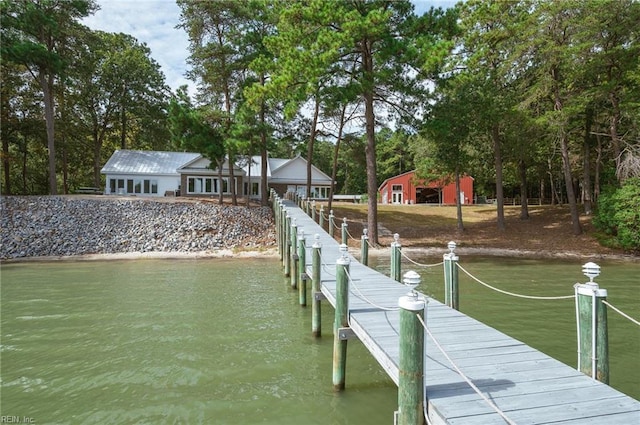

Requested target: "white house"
[
  {"left": 101, "top": 150, "right": 200, "bottom": 196},
  {"left": 243, "top": 154, "right": 333, "bottom": 199},
  {"left": 101, "top": 150, "right": 333, "bottom": 198}
]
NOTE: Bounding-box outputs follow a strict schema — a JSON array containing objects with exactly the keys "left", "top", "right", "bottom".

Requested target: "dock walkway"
[{"left": 279, "top": 198, "right": 640, "bottom": 424}]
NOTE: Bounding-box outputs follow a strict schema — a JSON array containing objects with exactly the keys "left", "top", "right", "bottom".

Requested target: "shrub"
[{"left": 593, "top": 178, "right": 640, "bottom": 251}]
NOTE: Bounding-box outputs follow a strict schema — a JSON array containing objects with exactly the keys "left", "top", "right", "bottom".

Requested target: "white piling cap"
[
  {"left": 582, "top": 262, "right": 601, "bottom": 283},
  {"left": 448, "top": 241, "right": 457, "bottom": 253}
]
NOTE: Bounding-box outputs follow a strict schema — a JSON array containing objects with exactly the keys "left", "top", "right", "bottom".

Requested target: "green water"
[
  {"left": 1, "top": 259, "right": 397, "bottom": 425},
  {"left": 1, "top": 257, "right": 638, "bottom": 425},
  {"left": 371, "top": 255, "right": 640, "bottom": 400}
]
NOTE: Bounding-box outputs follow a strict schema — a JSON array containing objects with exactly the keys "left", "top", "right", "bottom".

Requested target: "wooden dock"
[{"left": 277, "top": 198, "right": 640, "bottom": 424}]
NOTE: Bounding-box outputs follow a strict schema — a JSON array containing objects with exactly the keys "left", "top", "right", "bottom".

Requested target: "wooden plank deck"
[{"left": 281, "top": 199, "right": 640, "bottom": 424}]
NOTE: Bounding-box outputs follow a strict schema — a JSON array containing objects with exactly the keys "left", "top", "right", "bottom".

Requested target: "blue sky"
[{"left": 81, "top": 0, "right": 458, "bottom": 97}]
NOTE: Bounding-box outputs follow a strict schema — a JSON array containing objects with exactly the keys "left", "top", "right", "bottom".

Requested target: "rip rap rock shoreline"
[{"left": 0, "top": 196, "right": 277, "bottom": 260}]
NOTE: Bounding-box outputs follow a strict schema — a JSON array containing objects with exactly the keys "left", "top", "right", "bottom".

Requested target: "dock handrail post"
[
  {"left": 284, "top": 213, "right": 292, "bottom": 275},
  {"left": 279, "top": 205, "right": 286, "bottom": 261},
  {"left": 312, "top": 234, "right": 322, "bottom": 337},
  {"left": 319, "top": 205, "right": 325, "bottom": 229},
  {"left": 398, "top": 293, "right": 426, "bottom": 425},
  {"left": 575, "top": 262, "right": 609, "bottom": 384},
  {"left": 274, "top": 200, "right": 281, "bottom": 258},
  {"left": 341, "top": 217, "right": 348, "bottom": 246},
  {"left": 328, "top": 210, "right": 335, "bottom": 239},
  {"left": 298, "top": 227, "right": 307, "bottom": 306},
  {"left": 311, "top": 200, "right": 316, "bottom": 222},
  {"left": 361, "top": 228, "right": 369, "bottom": 266},
  {"left": 333, "top": 244, "right": 350, "bottom": 391},
  {"left": 443, "top": 241, "right": 459, "bottom": 310},
  {"left": 391, "top": 233, "right": 402, "bottom": 282},
  {"left": 290, "top": 219, "right": 299, "bottom": 289}
]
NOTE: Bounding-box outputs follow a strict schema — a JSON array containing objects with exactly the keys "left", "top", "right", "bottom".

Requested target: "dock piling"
[
  {"left": 312, "top": 234, "right": 322, "bottom": 337},
  {"left": 319, "top": 205, "right": 325, "bottom": 229},
  {"left": 575, "top": 262, "right": 609, "bottom": 384},
  {"left": 332, "top": 244, "right": 350, "bottom": 391},
  {"left": 284, "top": 213, "right": 291, "bottom": 276},
  {"left": 391, "top": 233, "right": 402, "bottom": 282},
  {"left": 361, "top": 228, "right": 369, "bottom": 266},
  {"left": 329, "top": 210, "right": 335, "bottom": 239},
  {"left": 290, "top": 218, "right": 298, "bottom": 286},
  {"left": 398, "top": 294, "right": 426, "bottom": 425},
  {"left": 341, "top": 217, "right": 348, "bottom": 246},
  {"left": 443, "top": 241, "right": 459, "bottom": 310},
  {"left": 298, "top": 227, "right": 307, "bottom": 306}
]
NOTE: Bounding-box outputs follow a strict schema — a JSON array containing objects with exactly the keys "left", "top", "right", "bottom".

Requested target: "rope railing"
[
  {"left": 602, "top": 300, "right": 640, "bottom": 326},
  {"left": 344, "top": 267, "right": 401, "bottom": 312},
  {"left": 456, "top": 263, "right": 575, "bottom": 301},
  {"left": 343, "top": 225, "right": 361, "bottom": 242},
  {"left": 416, "top": 313, "right": 518, "bottom": 425},
  {"left": 400, "top": 248, "right": 444, "bottom": 268},
  {"left": 317, "top": 251, "right": 336, "bottom": 277}
]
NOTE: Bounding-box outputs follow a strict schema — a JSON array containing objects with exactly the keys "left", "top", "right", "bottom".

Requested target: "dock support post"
[
  {"left": 391, "top": 233, "right": 402, "bottom": 282},
  {"left": 319, "top": 205, "right": 325, "bottom": 230},
  {"left": 290, "top": 219, "right": 298, "bottom": 289},
  {"left": 575, "top": 262, "right": 609, "bottom": 384},
  {"left": 298, "top": 227, "right": 307, "bottom": 306},
  {"left": 443, "top": 241, "right": 459, "bottom": 310},
  {"left": 305, "top": 197, "right": 310, "bottom": 215},
  {"left": 274, "top": 200, "right": 281, "bottom": 259},
  {"left": 280, "top": 206, "right": 287, "bottom": 262},
  {"left": 311, "top": 200, "right": 316, "bottom": 222},
  {"left": 361, "top": 228, "right": 369, "bottom": 266},
  {"left": 341, "top": 217, "right": 348, "bottom": 246},
  {"left": 284, "top": 213, "right": 291, "bottom": 276},
  {"left": 333, "top": 244, "right": 350, "bottom": 391},
  {"left": 312, "top": 235, "right": 322, "bottom": 337},
  {"left": 398, "top": 295, "right": 426, "bottom": 425},
  {"left": 329, "top": 210, "right": 335, "bottom": 239}
]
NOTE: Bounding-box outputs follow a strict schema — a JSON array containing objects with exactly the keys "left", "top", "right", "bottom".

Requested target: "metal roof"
[{"left": 101, "top": 150, "right": 200, "bottom": 175}]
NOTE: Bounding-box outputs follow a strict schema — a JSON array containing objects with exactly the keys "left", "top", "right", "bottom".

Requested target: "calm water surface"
[
  {"left": 1, "top": 259, "right": 396, "bottom": 424},
  {"left": 1, "top": 256, "right": 638, "bottom": 425}
]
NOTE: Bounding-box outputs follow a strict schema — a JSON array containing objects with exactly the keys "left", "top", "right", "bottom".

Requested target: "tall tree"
[{"left": 1, "top": 0, "right": 97, "bottom": 194}]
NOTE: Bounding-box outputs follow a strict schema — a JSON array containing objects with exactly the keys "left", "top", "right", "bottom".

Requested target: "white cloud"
[{"left": 81, "top": 0, "right": 193, "bottom": 95}]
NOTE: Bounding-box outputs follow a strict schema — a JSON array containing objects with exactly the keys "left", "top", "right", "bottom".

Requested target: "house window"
[
  {"left": 151, "top": 180, "right": 158, "bottom": 194},
  {"left": 134, "top": 179, "right": 142, "bottom": 194},
  {"left": 109, "top": 179, "right": 116, "bottom": 194},
  {"left": 127, "top": 179, "right": 134, "bottom": 193},
  {"left": 392, "top": 184, "right": 402, "bottom": 191},
  {"left": 251, "top": 182, "right": 259, "bottom": 196}
]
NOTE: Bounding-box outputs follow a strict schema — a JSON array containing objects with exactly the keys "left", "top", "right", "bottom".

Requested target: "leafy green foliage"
[{"left": 593, "top": 178, "right": 640, "bottom": 251}]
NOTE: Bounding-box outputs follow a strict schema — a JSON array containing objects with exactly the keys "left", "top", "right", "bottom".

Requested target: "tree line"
[{"left": 2, "top": 0, "right": 638, "bottom": 249}]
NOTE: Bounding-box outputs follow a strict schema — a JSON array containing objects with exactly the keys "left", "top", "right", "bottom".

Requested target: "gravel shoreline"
[{"left": 1, "top": 196, "right": 277, "bottom": 261}]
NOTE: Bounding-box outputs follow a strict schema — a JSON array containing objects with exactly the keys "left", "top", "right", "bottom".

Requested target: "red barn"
[{"left": 378, "top": 171, "right": 474, "bottom": 205}]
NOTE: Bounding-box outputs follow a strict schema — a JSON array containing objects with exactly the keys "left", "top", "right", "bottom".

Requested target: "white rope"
[
  {"left": 456, "top": 263, "right": 575, "bottom": 300},
  {"left": 399, "top": 248, "right": 444, "bottom": 268},
  {"left": 602, "top": 300, "right": 640, "bottom": 326},
  {"left": 344, "top": 267, "right": 400, "bottom": 312},
  {"left": 343, "top": 225, "right": 361, "bottom": 242},
  {"left": 318, "top": 251, "right": 336, "bottom": 277},
  {"left": 416, "top": 314, "right": 518, "bottom": 425}
]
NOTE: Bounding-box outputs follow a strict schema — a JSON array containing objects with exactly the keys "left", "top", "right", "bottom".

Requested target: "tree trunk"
[
  {"left": 217, "top": 159, "right": 224, "bottom": 205},
  {"left": 2, "top": 134, "right": 11, "bottom": 195},
  {"left": 492, "top": 124, "right": 505, "bottom": 231},
  {"left": 328, "top": 105, "right": 347, "bottom": 214},
  {"left": 40, "top": 70, "right": 57, "bottom": 195},
  {"left": 362, "top": 39, "right": 378, "bottom": 246},
  {"left": 260, "top": 78, "right": 268, "bottom": 207},
  {"left": 594, "top": 131, "right": 602, "bottom": 202},
  {"left": 582, "top": 106, "right": 594, "bottom": 215},
  {"left": 559, "top": 132, "right": 582, "bottom": 235},
  {"left": 518, "top": 159, "right": 529, "bottom": 220},
  {"left": 455, "top": 168, "right": 464, "bottom": 232},
  {"left": 609, "top": 91, "right": 622, "bottom": 177},
  {"left": 306, "top": 97, "right": 320, "bottom": 198}
]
